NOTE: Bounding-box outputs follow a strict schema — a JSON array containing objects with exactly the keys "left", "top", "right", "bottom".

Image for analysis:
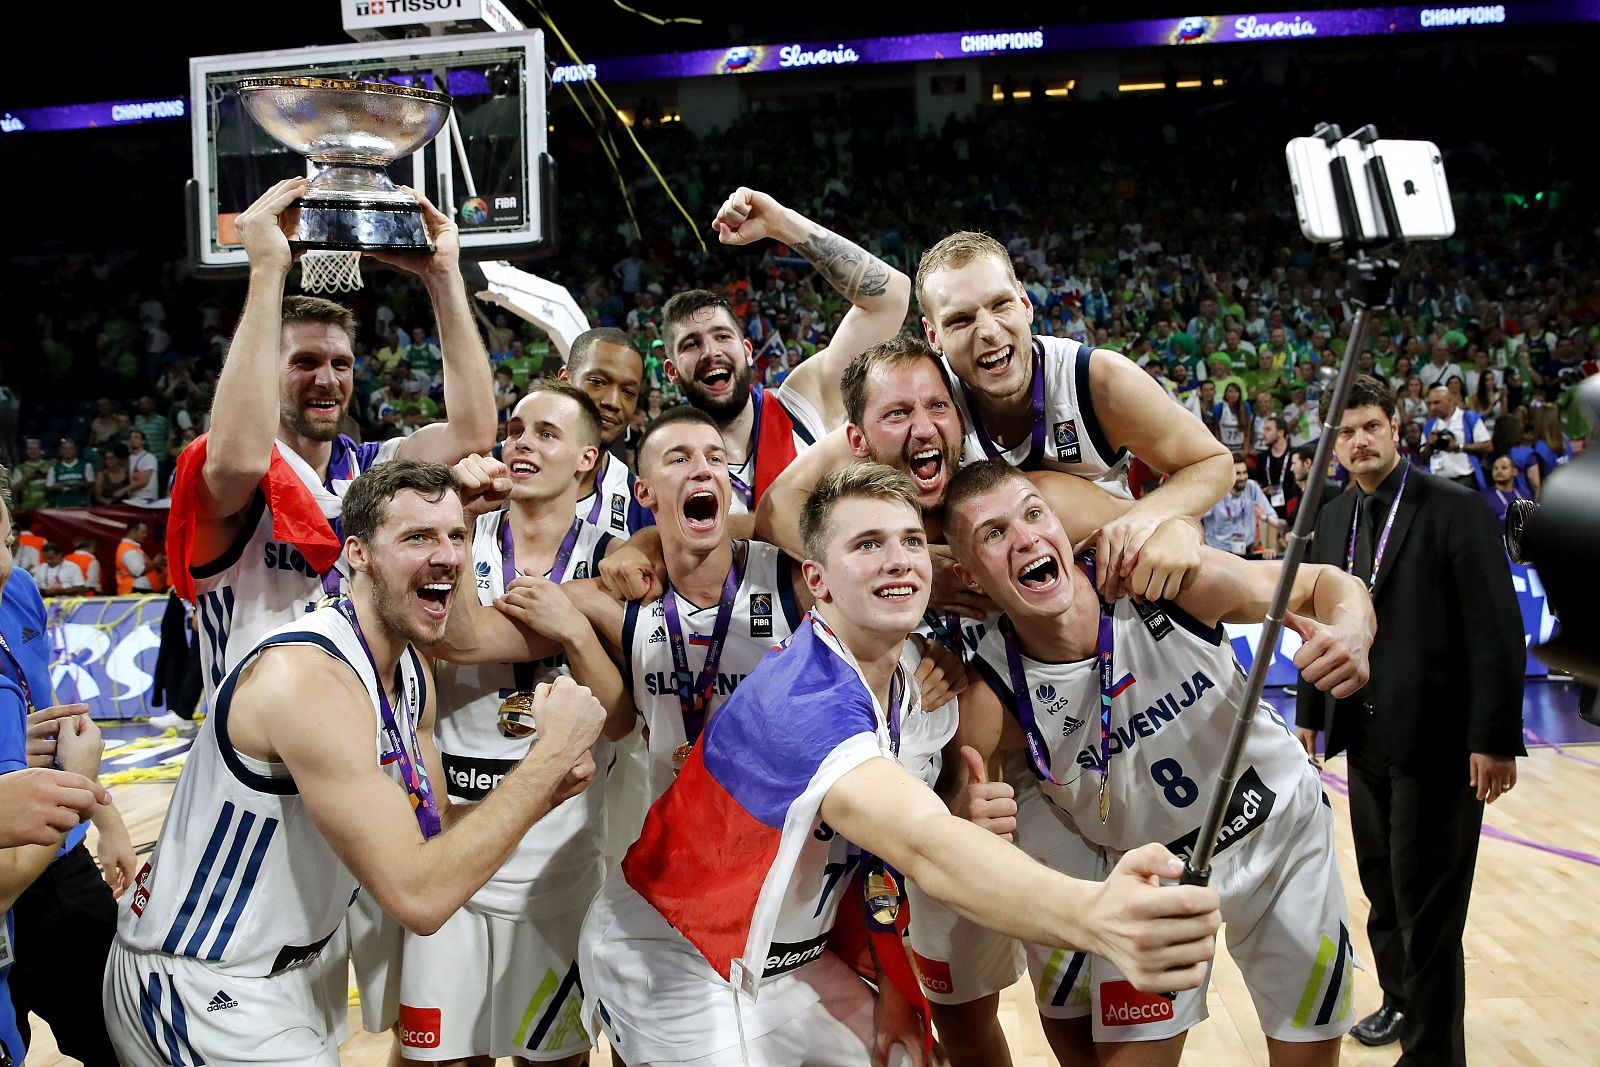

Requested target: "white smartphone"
[{"left": 1286, "top": 135, "right": 1455, "bottom": 243}]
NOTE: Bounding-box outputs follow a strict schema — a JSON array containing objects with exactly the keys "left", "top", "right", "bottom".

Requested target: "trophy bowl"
[{"left": 237, "top": 76, "right": 453, "bottom": 251}]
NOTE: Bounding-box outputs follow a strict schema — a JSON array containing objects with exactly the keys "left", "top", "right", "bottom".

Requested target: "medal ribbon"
[
  {"left": 580, "top": 458, "right": 606, "bottom": 527},
  {"left": 317, "top": 441, "right": 361, "bottom": 597},
  {"left": 661, "top": 552, "right": 741, "bottom": 750},
  {"left": 1000, "top": 616, "right": 1061, "bottom": 786},
  {"left": 959, "top": 343, "right": 1046, "bottom": 461},
  {"left": 0, "top": 631, "right": 36, "bottom": 714},
  {"left": 500, "top": 512, "right": 583, "bottom": 689},
  {"left": 1345, "top": 462, "right": 1410, "bottom": 591},
  {"left": 1081, "top": 555, "right": 1115, "bottom": 822},
  {"left": 922, "top": 609, "right": 967, "bottom": 664},
  {"left": 336, "top": 598, "right": 442, "bottom": 838},
  {"left": 727, "top": 386, "right": 763, "bottom": 509}
]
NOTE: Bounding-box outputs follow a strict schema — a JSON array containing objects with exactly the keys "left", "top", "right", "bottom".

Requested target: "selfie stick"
[{"left": 1180, "top": 123, "right": 1401, "bottom": 888}]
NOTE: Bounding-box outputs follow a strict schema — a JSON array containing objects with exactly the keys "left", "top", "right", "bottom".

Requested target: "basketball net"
[{"left": 299, "top": 250, "right": 364, "bottom": 294}]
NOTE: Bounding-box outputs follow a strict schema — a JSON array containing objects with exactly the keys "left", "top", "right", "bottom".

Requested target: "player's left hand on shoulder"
[
  {"left": 912, "top": 640, "right": 967, "bottom": 709},
  {"left": 1283, "top": 611, "right": 1370, "bottom": 699},
  {"left": 1470, "top": 752, "right": 1517, "bottom": 803}
]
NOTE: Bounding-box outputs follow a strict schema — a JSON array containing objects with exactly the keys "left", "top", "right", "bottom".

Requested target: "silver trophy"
[{"left": 236, "top": 76, "right": 452, "bottom": 251}]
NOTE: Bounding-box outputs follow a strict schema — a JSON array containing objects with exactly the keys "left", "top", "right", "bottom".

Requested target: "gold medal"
[
  {"left": 672, "top": 740, "right": 694, "bottom": 775},
  {"left": 1098, "top": 776, "right": 1111, "bottom": 824},
  {"left": 865, "top": 869, "right": 902, "bottom": 926},
  {"left": 497, "top": 691, "right": 539, "bottom": 740},
  {"left": 314, "top": 593, "right": 342, "bottom": 611}
]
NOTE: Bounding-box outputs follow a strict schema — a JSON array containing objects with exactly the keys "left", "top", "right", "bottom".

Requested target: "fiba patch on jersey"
[
  {"left": 750, "top": 592, "right": 773, "bottom": 637},
  {"left": 1165, "top": 766, "right": 1277, "bottom": 862},
  {"left": 1132, "top": 598, "right": 1175, "bottom": 640},
  {"left": 610, "top": 493, "right": 627, "bottom": 530},
  {"left": 399, "top": 1004, "right": 442, "bottom": 1049},
  {"left": 1100, "top": 980, "right": 1176, "bottom": 1027},
  {"left": 1053, "top": 419, "right": 1082, "bottom": 463},
  {"left": 912, "top": 950, "right": 955, "bottom": 996}
]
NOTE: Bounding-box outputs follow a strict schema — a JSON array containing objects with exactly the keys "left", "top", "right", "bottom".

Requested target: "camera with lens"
[
  {"left": 1433, "top": 428, "right": 1455, "bottom": 450},
  {"left": 1504, "top": 377, "right": 1600, "bottom": 715}
]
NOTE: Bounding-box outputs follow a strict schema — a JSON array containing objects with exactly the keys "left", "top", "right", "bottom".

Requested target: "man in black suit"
[{"left": 1296, "top": 375, "right": 1524, "bottom": 1066}]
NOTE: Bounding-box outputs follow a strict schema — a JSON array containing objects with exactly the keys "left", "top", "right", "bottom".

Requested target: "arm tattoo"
[{"left": 792, "top": 228, "right": 891, "bottom": 300}]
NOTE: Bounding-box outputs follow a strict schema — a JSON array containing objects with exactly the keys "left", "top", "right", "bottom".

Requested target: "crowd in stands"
[{"left": 3, "top": 46, "right": 1594, "bottom": 576}]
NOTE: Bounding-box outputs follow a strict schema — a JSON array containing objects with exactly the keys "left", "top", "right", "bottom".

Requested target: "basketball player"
[
  {"left": 104, "top": 461, "right": 605, "bottom": 1067},
  {"left": 578, "top": 464, "right": 1223, "bottom": 1067},
  {"left": 555, "top": 327, "right": 654, "bottom": 538},
  {"left": 397, "top": 385, "right": 630, "bottom": 1067},
  {"left": 916, "top": 232, "right": 1232, "bottom": 597},
  {"left": 663, "top": 187, "right": 911, "bottom": 514},
  {"left": 753, "top": 337, "right": 1207, "bottom": 619},
  {"left": 167, "top": 177, "right": 497, "bottom": 704},
  {"left": 929, "top": 460, "right": 1373, "bottom": 1067}
]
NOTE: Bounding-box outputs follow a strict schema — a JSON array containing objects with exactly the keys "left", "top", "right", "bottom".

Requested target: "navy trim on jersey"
[
  {"left": 589, "top": 533, "right": 615, "bottom": 574},
  {"left": 140, "top": 972, "right": 201, "bottom": 1066},
  {"left": 619, "top": 600, "right": 640, "bottom": 691},
  {"left": 406, "top": 646, "right": 428, "bottom": 729},
  {"left": 1153, "top": 600, "right": 1226, "bottom": 646},
  {"left": 209, "top": 817, "right": 277, "bottom": 960},
  {"left": 213, "top": 631, "right": 351, "bottom": 797},
  {"left": 198, "top": 587, "right": 236, "bottom": 693},
  {"left": 971, "top": 653, "right": 1014, "bottom": 708},
  {"left": 775, "top": 552, "right": 804, "bottom": 633},
  {"left": 163, "top": 802, "right": 237, "bottom": 952},
  {"left": 190, "top": 490, "right": 267, "bottom": 581},
  {"left": 1072, "top": 345, "right": 1122, "bottom": 467},
  {"left": 777, "top": 391, "right": 818, "bottom": 447}
]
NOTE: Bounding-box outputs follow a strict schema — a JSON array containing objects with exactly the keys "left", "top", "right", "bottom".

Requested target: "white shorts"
[
  {"left": 907, "top": 769, "right": 1100, "bottom": 1009},
  {"left": 603, "top": 728, "right": 651, "bottom": 861},
  {"left": 1031, "top": 768, "right": 1356, "bottom": 1044},
  {"left": 398, "top": 899, "right": 593, "bottom": 1061},
  {"left": 103, "top": 940, "right": 342, "bottom": 1067},
  {"left": 347, "top": 889, "right": 402, "bottom": 1034}
]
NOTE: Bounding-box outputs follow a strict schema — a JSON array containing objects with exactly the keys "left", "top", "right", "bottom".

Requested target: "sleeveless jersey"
[
  {"left": 431, "top": 508, "right": 615, "bottom": 918},
  {"left": 725, "top": 387, "right": 820, "bottom": 516},
  {"left": 620, "top": 540, "right": 803, "bottom": 800},
  {"left": 575, "top": 452, "right": 653, "bottom": 540},
  {"left": 191, "top": 436, "right": 400, "bottom": 703},
  {"left": 118, "top": 605, "right": 429, "bottom": 977},
  {"left": 970, "top": 598, "right": 1309, "bottom": 861},
  {"left": 949, "top": 336, "right": 1130, "bottom": 495}
]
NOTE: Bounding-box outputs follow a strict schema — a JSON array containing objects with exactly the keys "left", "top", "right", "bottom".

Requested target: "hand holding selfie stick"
[{"left": 1181, "top": 123, "right": 1412, "bottom": 889}]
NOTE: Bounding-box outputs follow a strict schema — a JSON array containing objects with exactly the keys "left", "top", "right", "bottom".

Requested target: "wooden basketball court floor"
[{"left": 25, "top": 681, "right": 1600, "bottom": 1066}]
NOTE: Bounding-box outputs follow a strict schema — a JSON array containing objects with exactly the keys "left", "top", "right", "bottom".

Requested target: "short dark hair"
[
  {"left": 1290, "top": 444, "right": 1318, "bottom": 465},
  {"left": 514, "top": 380, "right": 604, "bottom": 449},
  {"left": 1268, "top": 415, "right": 1290, "bottom": 435},
  {"left": 799, "top": 463, "right": 923, "bottom": 563},
  {"left": 281, "top": 295, "right": 358, "bottom": 345},
  {"left": 1231, "top": 451, "right": 1248, "bottom": 466},
  {"left": 340, "top": 460, "right": 461, "bottom": 547},
  {"left": 661, "top": 290, "right": 739, "bottom": 352},
  {"left": 942, "top": 459, "right": 1031, "bottom": 552},
  {"left": 1345, "top": 374, "right": 1397, "bottom": 419},
  {"left": 635, "top": 405, "right": 722, "bottom": 474},
  {"left": 75, "top": 538, "right": 97, "bottom": 551},
  {"left": 839, "top": 334, "right": 951, "bottom": 429},
  {"left": 568, "top": 327, "right": 640, "bottom": 377},
  {"left": 42, "top": 541, "right": 62, "bottom": 556}
]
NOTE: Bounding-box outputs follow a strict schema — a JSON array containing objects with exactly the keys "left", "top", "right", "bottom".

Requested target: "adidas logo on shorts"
[{"left": 206, "top": 990, "right": 238, "bottom": 1012}]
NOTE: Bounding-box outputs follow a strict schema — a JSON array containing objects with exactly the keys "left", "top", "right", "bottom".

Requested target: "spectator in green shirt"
[
  {"left": 132, "top": 396, "right": 171, "bottom": 457},
  {"left": 1243, "top": 349, "right": 1290, "bottom": 402},
  {"left": 46, "top": 438, "right": 94, "bottom": 507},
  {"left": 1206, "top": 354, "right": 1247, "bottom": 399},
  {"left": 405, "top": 326, "right": 443, "bottom": 379},
  {"left": 9, "top": 438, "right": 53, "bottom": 511}
]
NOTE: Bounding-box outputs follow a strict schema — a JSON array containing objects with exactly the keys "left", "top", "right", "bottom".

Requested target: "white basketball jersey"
[
  {"left": 971, "top": 597, "right": 1310, "bottom": 862},
  {"left": 432, "top": 508, "right": 615, "bottom": 919},
  {"left": 725, "top": 388, "right": 820, "bottom": 516},
  {"left": 192, "top": 436, "right": 401, "bottom": 705},
  {"left": 118, "top": 605, "right": 428, "bottom": 977},
  {"left": 949, "top": 336, "right": 1131, "bottom": 495},
  {"left": 575, "top": 452, "right": 653, "bottom": 540},
  {"left": 621, "top": 540, "right": 803, "bottom": 800}
]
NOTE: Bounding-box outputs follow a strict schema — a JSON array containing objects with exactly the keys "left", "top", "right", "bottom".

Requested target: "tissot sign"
[{"left": 342, "top": 0, "right": 523, "bottom": 34}]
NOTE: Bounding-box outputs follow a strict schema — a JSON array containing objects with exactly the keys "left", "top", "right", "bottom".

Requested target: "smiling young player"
[
  {"left": 928, "top": 459, "right": 1373, "bottom": 1067},
  {"left": 104, "top": 462, "right": 605, "bottom": 1067},
  {"left": 576, "top": 464, "right": 1223, "bottom": 1067}
]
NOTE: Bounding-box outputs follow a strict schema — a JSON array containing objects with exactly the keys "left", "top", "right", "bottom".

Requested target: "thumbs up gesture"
[
  {"left": 1284, "top": 610, "right": 1370, "bottom": 699},
  {"left": 957, "top": 746, "right": 1018, "bottom": 841}
]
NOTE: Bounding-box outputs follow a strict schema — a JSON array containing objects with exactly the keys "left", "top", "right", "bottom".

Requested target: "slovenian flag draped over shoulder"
[{"left": 621, "top": 618, "right": 882, "bottom": 994}]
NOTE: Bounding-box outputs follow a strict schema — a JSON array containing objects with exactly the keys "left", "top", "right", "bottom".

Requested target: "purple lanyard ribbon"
[
  {"left": 727, "top": 386, "right": 763, "bottom": 509},
  {"left": 1346, "top": 463, "right": 1410, "bottom": 591},
  {"left": 581, "top": 459, "right": 606, "bottom": 527},
  {"left": 1000, "top": 616, "right": 1061, "bottom": 786},
  {"left": 336, "top": 598, "right": 442, "bottom": 839},
  {"left": 0, "top": 631, "right": 36, "bottom": 713},
  {"left": 960, "top": 344, "right": 1046, "bottom": 461},
  {"left": 661, "top": 553, "right": 742, "bottom": 749},
  {"left": 317, "top": 443, "right": 360, "bottom": 597},
  {"left": 500, "top": 513, "right": 583, "bottom": 589},
  {"left": 922, "top": 610, "right": 967, "bottom": 664}
]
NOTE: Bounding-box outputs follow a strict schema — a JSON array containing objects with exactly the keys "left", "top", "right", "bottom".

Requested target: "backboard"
[{"left": 188, "top": 30, "right": 552, "bottom": 270}]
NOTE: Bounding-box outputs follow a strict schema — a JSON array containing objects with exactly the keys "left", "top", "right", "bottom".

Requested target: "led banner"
[
  {"left": 1226, "top": 557, "right": 1557, "bottom": 688},
  {"left": 44, "top": 595, "right": 167, "bottom": 721}
]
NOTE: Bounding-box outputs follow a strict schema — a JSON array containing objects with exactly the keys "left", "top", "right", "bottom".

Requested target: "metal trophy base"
[{"left": 291, "top": 197, "right": 432, "bottom": 252}]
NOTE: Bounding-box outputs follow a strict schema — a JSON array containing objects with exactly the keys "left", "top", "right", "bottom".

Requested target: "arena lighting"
[{"left": 2, "top": 2, "right": 1588, "bottom": 132}]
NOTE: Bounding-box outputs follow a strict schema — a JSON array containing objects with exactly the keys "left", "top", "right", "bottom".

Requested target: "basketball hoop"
[{"left": 299, "top": 250, "right": 364, "bottom": 294}]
